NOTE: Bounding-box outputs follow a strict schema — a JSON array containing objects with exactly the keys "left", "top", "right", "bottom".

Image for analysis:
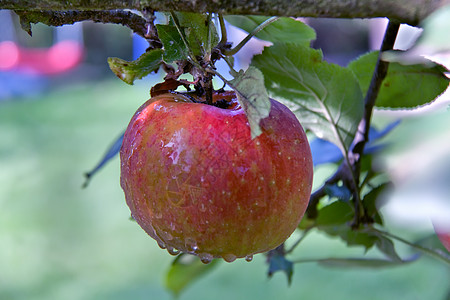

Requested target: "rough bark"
[{"left": 1, "top": 0, "right": 449, "bottom": 25}]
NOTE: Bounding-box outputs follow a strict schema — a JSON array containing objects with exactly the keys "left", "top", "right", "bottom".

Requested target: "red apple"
[
  {"left": 120, "top": 91, "right": 313, "bottom": 263},
  {"left": 433, "top": 223, "right": 450, "bottom": 252}
]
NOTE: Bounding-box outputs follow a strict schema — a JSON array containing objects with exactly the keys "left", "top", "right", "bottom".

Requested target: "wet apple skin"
[{"left": 120, "top": 91, "right": 313, "bottom": 261}]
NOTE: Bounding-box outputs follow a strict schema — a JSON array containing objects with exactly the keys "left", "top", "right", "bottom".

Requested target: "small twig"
[
  {"left": 222, "top": 16, "right": 280, "bottom": 56},
  {"left": 351, "top": 20, "right": 400, "bottom": 158},
  {"left": 348, "top": 20, "right": 400, "bottom": 227}
]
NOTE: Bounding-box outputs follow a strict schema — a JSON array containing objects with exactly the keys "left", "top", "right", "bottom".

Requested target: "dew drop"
[
  {"left": 222, "top": 253, "right": 237, "bottom": 263},
  {"left": 245, "top": 255, "right": 253, "bottom": 262},
  {"left": 157, "top": 240, "right": 166, "bottom": 249},
  {"left": 185, "top": 237, "right": 198, "bottom": 252},
  {"left": 167, "top": 246, "right": 180, "bottom": 256},
  {"left": 199, "top": 253, "right": 214, "bottom": 264}
]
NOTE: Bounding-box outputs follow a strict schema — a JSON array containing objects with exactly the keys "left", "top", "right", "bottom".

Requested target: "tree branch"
[
  {"left": 16, "top": 10, "right": 149, "bottom": 37},
  {"left": 306, "top": 20, "right": 400, "bottom": 224},
  {"left": 1, "top": 0, "right": 449, "bottom": 25}
]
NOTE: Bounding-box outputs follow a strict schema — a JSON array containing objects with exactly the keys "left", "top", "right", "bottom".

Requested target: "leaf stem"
[
  {"left": 373, "top": 228, "right": 450, "bottom": 265},
  {"left": 222, "top": 16, "right": 280, "bottom": 56},
  {"left": 218, "top": 13, "right": 227, "bottom": 47},
  {"left": 286, "top": 228, "right": 311, "bottom": 254}
]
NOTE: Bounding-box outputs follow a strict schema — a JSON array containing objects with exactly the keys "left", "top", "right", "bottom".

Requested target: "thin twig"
[
  {"left": 222, "top": 16, "right": 280, "bottom": 56},
  {"left": 351, "top": 20, "right": 400, "bottom": 158},
  {"left": 348, "top": 20, "right": 400, "bottom": 227}
]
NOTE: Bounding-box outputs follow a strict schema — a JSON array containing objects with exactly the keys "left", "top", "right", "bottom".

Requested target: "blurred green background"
[{"left": 1, "top": 11, "right": 449, "bottom": 300}]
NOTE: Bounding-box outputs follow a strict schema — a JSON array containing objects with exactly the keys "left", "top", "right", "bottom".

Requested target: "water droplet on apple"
[
  {"left": 199, "top": 203, "right": 207, "bottom": 212},
  {"left": 146, "top": 224, "right": 166, "bottom": 249},
  {"left": 157, "top": 240, "right": 166, "bottom": 249},
  {"left": 185, "top": 237, "right": 198, "bottom": 252},
  {"left": 222, "top": 253, "right": 237, "bottom": 263},
  {"left": 199, "top": 253, "right": 213, "bottom": 264},
  {"left": 167, "top": 246, "right": 180, "bottom": 256},
  {"left": 245, "top": 255, "right": 253, "bottom": 262}
]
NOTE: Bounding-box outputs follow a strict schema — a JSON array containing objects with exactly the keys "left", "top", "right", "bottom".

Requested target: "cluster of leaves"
[
  {"left": 87, "top": 9, "right": 450, "bottom": 296},
  {"left": 228, "top": 14, "right": 449, "bottom": 283}
]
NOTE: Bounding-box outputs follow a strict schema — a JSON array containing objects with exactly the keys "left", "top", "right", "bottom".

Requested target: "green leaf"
[
  {"left": 165, "top": 254, "right": 219, "bottom": 297},
  {"left": 175, "top": 12, "right": 219, "bottom": 56},
  {"left": 313, "top": 256, "right": 419, "bottom": 268},
  {"left": 107, "top": 49, "right": 163, "bottom": 84},
  {"left": 318, "top": 223, "right": 378, "bottom": 251},
  {"left": 348, "top": 51, "right": 449, "bottom": 109},
  {"left": 157, "top": 13, "right": 219, "bottom": 63},
  {"left": 316, "top": 200, "right": 354, "bottom": 227},
  {"left": 156, "top": 24, "right": 188, "bottom": 62},
  {"left": 225, "top": 16, "right": 316, "bottom": 46},
  {"left": 229, "top": 66, "right": 271, "bottom": 138},
  {"left": 252, "top": 43, "right": 364, "bottom": 154},
  {"left": 362, "top": 182, "right": 391, "bottom": 225},
  {"left": 374, "top": 234, "right": 402, "bottom": 262}
]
